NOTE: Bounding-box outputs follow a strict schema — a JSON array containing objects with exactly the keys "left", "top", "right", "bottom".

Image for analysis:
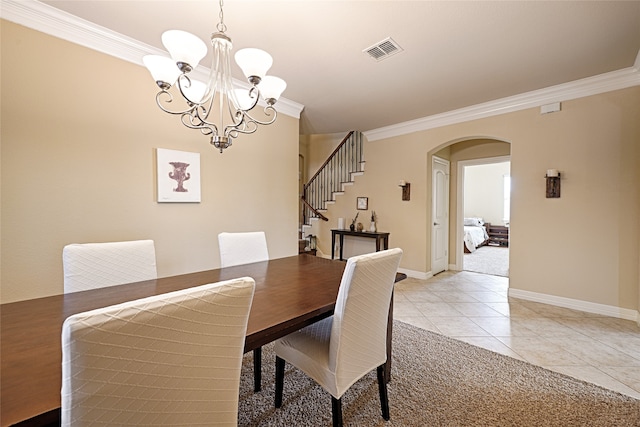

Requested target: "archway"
[{"left": 429, "top": 137, "right": 511, "bottom": 276}]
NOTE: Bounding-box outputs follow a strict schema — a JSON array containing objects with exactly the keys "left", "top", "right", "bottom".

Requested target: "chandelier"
[{"left": 142, "top": 0, "right": 286, "bottom": 153}]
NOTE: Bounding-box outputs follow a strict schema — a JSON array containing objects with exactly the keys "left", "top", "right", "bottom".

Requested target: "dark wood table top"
[
  {"left": 1, "top": 255, "right": 349, "bottom": 427},
  {"left": 331, "top": 229, "right": 390, "bottom": 237}
]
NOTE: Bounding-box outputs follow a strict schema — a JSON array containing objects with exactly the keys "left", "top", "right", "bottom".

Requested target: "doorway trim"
[{"left": 455, "top": 155, "right": 511, "bottom": 271}]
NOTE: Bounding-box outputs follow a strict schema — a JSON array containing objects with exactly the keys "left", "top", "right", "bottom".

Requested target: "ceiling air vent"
[{"left": 363, "top": 37, "right": 403, "bottom": 61}]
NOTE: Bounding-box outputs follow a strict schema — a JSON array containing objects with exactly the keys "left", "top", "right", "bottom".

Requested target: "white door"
[{"left": 431, "top": 157, "right": 450, "bottom": 275}]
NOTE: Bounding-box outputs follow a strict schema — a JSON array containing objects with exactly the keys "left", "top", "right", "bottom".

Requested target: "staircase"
[{"left": 300, "top": 131, "right": 365, "bottom": 246}]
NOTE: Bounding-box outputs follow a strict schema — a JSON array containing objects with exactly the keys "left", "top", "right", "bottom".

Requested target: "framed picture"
[
  {"left": 157, "top": 148, "right": 201, "bottom": 203},
  {"left": 357, "top": 197, "right": 368, "bottom": 210}
]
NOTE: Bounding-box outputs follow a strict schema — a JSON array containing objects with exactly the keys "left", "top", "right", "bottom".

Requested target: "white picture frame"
[
  {"left": 156, "top": 148, "right": 201, "bottom": 203},
  {"left": 357, "top": 196, "right": 368, "bottom": 210}
]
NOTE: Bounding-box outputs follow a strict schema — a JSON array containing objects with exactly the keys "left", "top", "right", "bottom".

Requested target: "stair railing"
[{"left": 302, "top": 131, "right": 364, "bottom": 225}]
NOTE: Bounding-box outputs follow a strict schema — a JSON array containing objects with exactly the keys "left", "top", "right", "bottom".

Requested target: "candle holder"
[
  {"left": 545, "top": 170, "right": 561, "bottom": 198},
  {"left": 399, "top": 181, "right": 411, "bottom": 201}
]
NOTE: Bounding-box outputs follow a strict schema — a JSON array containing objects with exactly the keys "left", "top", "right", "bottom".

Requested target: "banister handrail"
[
  {"left": 301, "top": 197, "right": 328, "bottom": 221},
  {"left": 304, "top": 131, "right": 354, "bottom": 190}
]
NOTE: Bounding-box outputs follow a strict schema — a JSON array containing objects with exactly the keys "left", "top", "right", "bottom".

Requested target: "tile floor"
[{"left": 394, "top": 270, "right": 640, "bottom": 399}]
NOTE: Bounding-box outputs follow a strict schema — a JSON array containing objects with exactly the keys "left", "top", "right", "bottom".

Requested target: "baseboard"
[
  {"left": 398, "top": 268, "right": 431, "bottom": 280},
  {"left": 315, "top": 254, "right": 431, "bottom": 280},
  {"left": 508, "top": 288, "right": 640, "bottom": 323}
]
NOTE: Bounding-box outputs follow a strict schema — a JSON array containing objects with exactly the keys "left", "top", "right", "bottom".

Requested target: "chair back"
[
  {"left": 63, "top": 240, "right": 157, "bottom": 293},
  {"left": 61, "top": 277, "right": 255, "bottom": 427},
  {"left": 218, "top": 231, "right": 269, "bottom": 267},
  {"left": 330, "top": 248, "right": 403, "bottom": 393}
]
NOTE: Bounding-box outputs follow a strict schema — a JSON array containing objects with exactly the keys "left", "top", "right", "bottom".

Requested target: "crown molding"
[
  {"left": 364, "top": 62, "right": 640, "bottom": 141},
  {"left": 0, "top": 0, "right": 304, "bottom": 119}
]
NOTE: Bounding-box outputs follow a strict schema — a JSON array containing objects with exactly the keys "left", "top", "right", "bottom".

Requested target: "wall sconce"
[
  {"left": 399, "top": 180, "right": 411, "bottom": 201},
  {"left": 545, "top": 169, "right": 561, "bottom": 198}
]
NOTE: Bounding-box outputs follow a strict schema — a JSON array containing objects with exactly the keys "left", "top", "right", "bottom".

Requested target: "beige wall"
[
  {"left": 300, "top": 132, "right": 347, "bottom": 179},
  {"left": 310, "top": 88, "right": 639, "bottom": 313},
  {"left": 1, "top": 21, "right": 300, "bottom": 303}
]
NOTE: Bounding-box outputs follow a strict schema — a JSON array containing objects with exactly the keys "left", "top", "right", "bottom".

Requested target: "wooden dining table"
[{"left": 1, "top": 254, "right": 405, "bottom": 427}]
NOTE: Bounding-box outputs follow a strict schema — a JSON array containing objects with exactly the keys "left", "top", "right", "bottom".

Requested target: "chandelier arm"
[
  {"left": 227, "top": 129, "right": 240, "bottom": 139},
  {"left": 176, "top": 74, "right": 192, "bottom": 100},
  {"left": 223, "top": 96, "right": 252, "bottom": 129},
  {"left": 179, "top": 107, "right": 217, "bottom": 136},
  {"left": 215, "top": 86, "right": 256, "bottom": 136},
  {"left": 239, "top": 86, "right": 261, "bottom": 112},
  {"left": 191, "top": 102, "right": 219, "bottom": 133},
  {"left": 237, "top": 105, "right": 278, "bottom": 127},
  {"left": 224, "top": 117, "right": 258, "bottom": 138},
  {"left": 154, "top": 90, "right": 199, "bottom": 116},
  {"left": 179, "top": 114, "right": 214, "bottom": 135},
  {"left": 222, "top": 104, "right": 278, "bottom": 138}
]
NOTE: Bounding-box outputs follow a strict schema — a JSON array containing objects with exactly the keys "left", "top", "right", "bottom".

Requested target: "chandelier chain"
[{"left": 217, "top": 0, "right": 227, "bottom": 33}]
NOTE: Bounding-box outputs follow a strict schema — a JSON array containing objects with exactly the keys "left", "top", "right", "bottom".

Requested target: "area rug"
[
  {"left": 464, "top": 245, "right": 509, "bottom": 277},
  {"left": 237, "top": 321, "right": 639, "bottom": 426}
]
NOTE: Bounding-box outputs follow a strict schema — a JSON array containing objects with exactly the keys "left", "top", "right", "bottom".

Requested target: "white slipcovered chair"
[
  {"left": 274, "top": 248, "right": 403, "bottom": 427},
  {"left": 61, "top": 277, "right": 255, "bottom": 427},
  {"left": 63, "top": 240, "right": 157, "bottom": 293},
  {"left": 218, "top": 231, "right": 269, "bottom": 267},
  {"left": 218, "top": 231, "right": 269, "bottom": 391}
]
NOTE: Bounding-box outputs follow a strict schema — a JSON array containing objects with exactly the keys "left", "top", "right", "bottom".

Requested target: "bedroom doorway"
[{"left": 459, "top": 157, "right": 510, "bottom": 277}]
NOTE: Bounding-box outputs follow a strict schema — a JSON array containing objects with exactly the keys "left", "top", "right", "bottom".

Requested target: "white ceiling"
[{"left": 30, "top": 1, "right": 640, "bottom": 134}]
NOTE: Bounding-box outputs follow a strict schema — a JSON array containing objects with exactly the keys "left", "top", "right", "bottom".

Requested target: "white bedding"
[{"left": 463, "top": 225, "right": 488, "bottom": 253}]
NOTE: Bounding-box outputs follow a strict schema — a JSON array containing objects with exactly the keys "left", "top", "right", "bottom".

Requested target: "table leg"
[
  {"left": 253, "top": 347, "right": 262, "bottom": 392},
  {"left": 331, "top": 232, "right": 336, "bottom": 260},
  {"left": 339, "top": 235, "right": 345, "bottom": 260}
]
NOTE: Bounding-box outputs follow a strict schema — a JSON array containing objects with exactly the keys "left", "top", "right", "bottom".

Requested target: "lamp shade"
[
  {"left": 259, "top": 76, "right": 287, "bottom": 103},
  {"left": 235, "top": 48, "right": 273, "bottom": 81},
  {"left": 162, "top": 30, "right": 208, "bottom": 71},
  {"left": 143, "top": 55, "right": 181, "bottom": 87}
]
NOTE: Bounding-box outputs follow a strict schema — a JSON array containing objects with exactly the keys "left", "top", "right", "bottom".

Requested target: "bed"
[{"left": 463, "top": 217, "right": 489, "bottom": 253}]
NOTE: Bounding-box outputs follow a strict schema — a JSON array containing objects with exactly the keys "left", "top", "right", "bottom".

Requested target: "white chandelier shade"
[
  {"left": 259, "top": 76, "right": 287, "bottom": 104},
  {"left": 142, "top": 55, "right": 181, "bottom": 89},
  {"left": 142, "top": 1, "right": 286, "bottom": 153},
  {"left": 234, "top": 48, "right": 273, "bottom": 82},
  {"left": 162, "top": 30, "right": 208, "bottom": 72}
]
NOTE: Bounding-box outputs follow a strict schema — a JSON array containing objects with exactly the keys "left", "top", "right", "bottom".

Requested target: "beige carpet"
[
  {"left": 237, "top": 321, "right": 640, "bottom": 426},
  {"left": 464, "top": 245, "right": 509, "bottom": 277}
]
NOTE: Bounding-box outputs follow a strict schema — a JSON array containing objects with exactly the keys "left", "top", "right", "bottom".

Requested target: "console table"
[{"left": 331, "top": 229, "right": 390, "bottom": 260}]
